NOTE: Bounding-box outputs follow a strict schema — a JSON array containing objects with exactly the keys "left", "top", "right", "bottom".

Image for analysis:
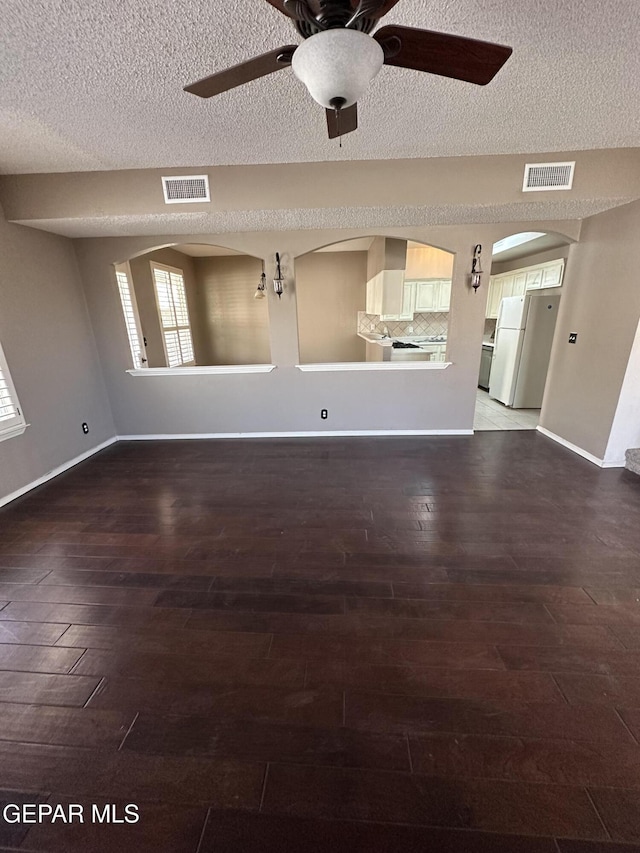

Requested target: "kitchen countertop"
[{"left": 359, "top": 333, "right": 447, "bottom": 350}]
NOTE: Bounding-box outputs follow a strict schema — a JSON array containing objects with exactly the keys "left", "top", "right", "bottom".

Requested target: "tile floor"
[{"left": 474, "top": 388, "right": 540, "bottom": 431}]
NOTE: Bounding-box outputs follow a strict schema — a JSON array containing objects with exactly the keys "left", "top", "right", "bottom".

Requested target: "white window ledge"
[
  {"left": 0, "top": 423, "right": 29, "bottom": 443},
  {"left": 296, "top": 362, "right": 452, "bottom": 372},
  {"left": 127, "top": 365, "right": 277, "bottom": 377}
]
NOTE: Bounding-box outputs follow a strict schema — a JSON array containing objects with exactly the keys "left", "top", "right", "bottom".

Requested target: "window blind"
[
  {"left": 0, "top": 342, "right": 26, "bottom": 440},
  {"left": 151, "top": 265, "right": 195, "bottom": 368},
  {"left": 115, "top": 269, "right": 145, "bottom": 368}
]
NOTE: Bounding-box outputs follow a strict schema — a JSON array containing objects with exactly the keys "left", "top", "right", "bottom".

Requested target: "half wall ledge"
[
  {"left": 295, "top": 362, "right": 452, "bottom": 372},
  {"left": 127, "top": 365, "right": 277, "bottom": 376}
]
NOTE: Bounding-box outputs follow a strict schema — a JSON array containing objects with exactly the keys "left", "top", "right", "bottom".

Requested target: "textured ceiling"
[{"left": 2, "top": 0, "right": 639, "bottom": 174}]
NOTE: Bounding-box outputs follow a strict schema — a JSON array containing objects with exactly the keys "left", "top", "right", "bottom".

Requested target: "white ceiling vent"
[
  {"left": 522, "top": 162, "right": 575, "bottom": 192},
  {"left": 161, "top": 175, "right": 210, "bottom": 204}
]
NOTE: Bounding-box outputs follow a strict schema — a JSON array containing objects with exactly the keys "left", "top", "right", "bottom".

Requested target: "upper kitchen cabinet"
[
  {"left": 412, "top": 279, "right": 452, "bottom": 313},
  {"left": 485, "top": 259, "right": 565, "bottom": 318}
]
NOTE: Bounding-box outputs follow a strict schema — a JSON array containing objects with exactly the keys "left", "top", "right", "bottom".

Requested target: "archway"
[
  {"left": 113, "top": 242, "right": 270, "bottom": 368},
  {"left": 474, "top": 230, "right": 573, "bottom": 431},
  {"left": 294, "top": 236, "right": 456, "bottom": 365}
]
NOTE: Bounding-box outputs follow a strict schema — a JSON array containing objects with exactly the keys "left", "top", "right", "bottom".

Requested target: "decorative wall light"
[
  {"left": 273, "top": 252, "right": 284, "bottom": 299},
  {"left": 470, "top": 244, "right": 483, "bottom": 292},
  {"left": 254, "top": 263, "right": 267, "bottom": 299}
]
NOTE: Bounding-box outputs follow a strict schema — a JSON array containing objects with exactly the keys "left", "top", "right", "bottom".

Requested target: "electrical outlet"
[
  {"left": 320, "top": 409, "right": 328, "bottom": 420},
  {"left": 82, "top": 422, "right": 89, "bottom": 434}
]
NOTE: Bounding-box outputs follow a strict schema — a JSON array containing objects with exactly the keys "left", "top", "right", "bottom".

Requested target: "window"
[
  {"left": 151, "top": 263, "right": 195, "bottom": 367},
  {"left": 115, "top": 263, "right": 147, "bottom": 368},
  {"left": 0, "top": 341, "right": 27, "bottom": 441}
]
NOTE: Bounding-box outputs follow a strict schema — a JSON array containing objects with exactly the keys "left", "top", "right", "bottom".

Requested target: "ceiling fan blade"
[
  {"left": 326, "top": 103, "right": 358, "bottom": 139},
  {"left": 374, "top": 25, "right": 512, "bottom": 85},
  {"left": 184, "top": 46, "right": 298, "bottom": 98},
  {"left": 263, "top": 0, "right": 296, "bottom": 17}
]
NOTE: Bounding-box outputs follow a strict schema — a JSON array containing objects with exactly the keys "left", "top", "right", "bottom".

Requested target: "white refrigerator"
[{"left": 489, "top": 294, "right": 560, "bottom": 408}]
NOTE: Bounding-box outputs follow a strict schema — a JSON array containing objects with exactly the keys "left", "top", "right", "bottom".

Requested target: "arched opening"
[
  {"left": 295, "top": 236, "right": 455, "bottom": 365},
  {"left": 113, "top": 243, "right": 270, "bottom": 369},
  {"left": 474, "top": 230, "right": 573, "bottom": 430}
]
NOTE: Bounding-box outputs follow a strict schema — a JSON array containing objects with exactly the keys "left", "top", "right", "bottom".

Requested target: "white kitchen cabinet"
[
  {"left": 412, "top": 279, "right": 451, "bottom": 313},
  {"left": 415, "top": 281, "right": 437, "bottom": 312},
  {"left": 541, "top": 261, "right": 564, "bottom": 288},
  {"left": 487, "top": 259, "right": 565, "bottom": 317},
  {"left": 436, "top": 280, "right": 452, "bottom": 311},
  {"left": 513, "top": 272, "right": 527, "bottom": 297},
  {"left": 500, "top": 274, "right": 515, "bottom": 300},
  {"left": 486, "top": 277, "right": 503, "bottom": 319},
  {"left": 419, "top": 343, "right": 447, "bottom": 362},
  {"left": 399, "top": 282, "right": 416, "bottom": 319},
  {"left": 525, "top": 269, "right": 543, "bottom": 290}
]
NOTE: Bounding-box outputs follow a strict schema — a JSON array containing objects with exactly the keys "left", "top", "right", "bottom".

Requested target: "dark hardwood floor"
[{"left": 0, "top": 432, "right": 640, "bottom": 851}]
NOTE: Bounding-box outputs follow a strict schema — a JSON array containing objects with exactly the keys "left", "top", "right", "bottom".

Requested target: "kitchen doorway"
[{"left": 475, "top": 231, "right": 571, "bottom": 432}]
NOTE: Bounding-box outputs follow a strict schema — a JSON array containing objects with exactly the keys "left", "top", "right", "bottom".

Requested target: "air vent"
[
  {"left": 161, "top": 175, "right": 210, "bottom": 204},
  {"left": 522, "top": 162, "right": 575, "bottom": 192}
]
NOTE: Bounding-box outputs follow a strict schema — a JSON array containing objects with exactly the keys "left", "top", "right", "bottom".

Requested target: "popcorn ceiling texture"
[
  {"left": 18, "top": 197, "right": 631, "bottom": 239},
  {"left": 2, "top": 0, "right": 640, "bottom": 174}
]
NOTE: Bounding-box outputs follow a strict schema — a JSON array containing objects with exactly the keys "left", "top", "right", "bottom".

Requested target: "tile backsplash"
[{"left": 358, "top": 312, "right": 449, "bottom": 338}]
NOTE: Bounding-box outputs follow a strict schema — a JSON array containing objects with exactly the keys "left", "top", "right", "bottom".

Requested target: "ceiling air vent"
[
  {"left": 522, "top": 162, "right": 575, "bottom": 192},
  {"left": 161, "top": 175, "right": 210, "bottom": 204}
]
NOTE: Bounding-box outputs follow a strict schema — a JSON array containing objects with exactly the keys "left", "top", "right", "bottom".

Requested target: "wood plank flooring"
[{"left": 0, "top": 433, "right": 639, "bottom": 851}]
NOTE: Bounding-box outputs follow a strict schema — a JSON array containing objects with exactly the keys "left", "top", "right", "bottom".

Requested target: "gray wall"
[
  {"left": 541, "top": 198, "right": 640, "bottom": 459},
  {"left": 193, "top": 255, "right": 270, "bottom": 365},
  {"left": 71, "top": 221, "right": 579, "bottom": 438},
  {"left": 296, "top": 251, "right": 367, "bottom": 364},
  {"left": 0, "top": 209, "right": 115, "bottom": 503}
]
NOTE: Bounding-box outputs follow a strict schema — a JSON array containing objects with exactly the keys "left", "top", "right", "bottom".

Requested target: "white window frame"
[
  {"left": 114, "top": 262, "right": 147, "bottom": 369},
  {"left": 150, "top": 262, "right": 195, "bottom": 368},
  {"left": 0, "top": 341, "right": 28, "bottom": 442}
]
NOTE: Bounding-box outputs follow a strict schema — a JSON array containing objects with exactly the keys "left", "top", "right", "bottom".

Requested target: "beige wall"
[
  {"left": 296, "top": 251, "right": 367, "bottom": 364},
  {"left": 193, "top": 255, "right": 270, "bottom": 365},
  {"left": 128, "top": 247, "right": 203, "bottom": 368},
  {"left": 366, "top": 238, "right": 407, "bottom": 279},
  {"left": 405, "top": 245, "right": 455, "bottom": 279},
  {"left": 0, "top": 209, "right": 115, "bottom": 503},
  {"left": 3, "top": 149, "right": 639, "bottom": 231},
  {"left": 541, "top": 198, "right": 640, "bottom": 459}
]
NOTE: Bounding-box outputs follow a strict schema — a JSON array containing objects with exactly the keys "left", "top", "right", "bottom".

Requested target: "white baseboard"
[
  {"left": 0, "top": 429, "right": 476, "bottom": 508},
  {"left": 117, "top": 430, "right": 474, "bottom": 440},
  {"left": 0, "top": 437, "right": 118, "bottom": 509},
  {"left": 535, "top": 426, "right": 624, "bottom": 467}
]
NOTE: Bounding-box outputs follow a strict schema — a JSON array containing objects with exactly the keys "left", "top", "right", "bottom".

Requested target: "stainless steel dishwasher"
[{"left": 478, "top": 344, "right": 494, "bottom": 390}]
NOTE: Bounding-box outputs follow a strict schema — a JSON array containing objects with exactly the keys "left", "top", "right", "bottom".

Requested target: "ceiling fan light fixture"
[{"left": 291, "top": 29, "right": 384, "bottom": 110}]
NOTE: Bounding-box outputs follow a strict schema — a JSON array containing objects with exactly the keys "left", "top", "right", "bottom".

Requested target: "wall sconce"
[
  {"left": 470, "top": 244, "right": 483, "bottom": 292},
  {"left": 254, "top": 263, "right": 267, "bottom": 300},
  {"left": 273, "top": 252, "right": 284, "bottom": 299}
]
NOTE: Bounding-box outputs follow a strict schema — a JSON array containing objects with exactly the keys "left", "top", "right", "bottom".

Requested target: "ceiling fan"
[{"left": 184, "top": 0, "right": 512, "bottom": 140}]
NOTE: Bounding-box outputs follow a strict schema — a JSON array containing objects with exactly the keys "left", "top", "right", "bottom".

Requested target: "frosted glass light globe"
[{"left": 292, "top": 29, "right": 384, "bottom": 109}]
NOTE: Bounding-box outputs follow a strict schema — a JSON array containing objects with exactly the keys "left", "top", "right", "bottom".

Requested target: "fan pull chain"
[{"left": 335, "top": 107, "right": 342, "bottom": 147}]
